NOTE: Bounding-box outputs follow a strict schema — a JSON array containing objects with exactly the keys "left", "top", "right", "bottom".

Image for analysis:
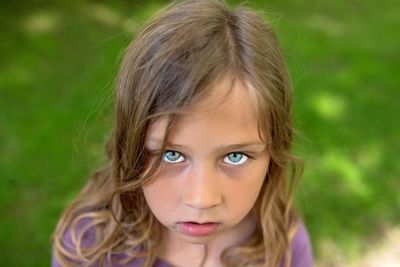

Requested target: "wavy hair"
[{"left": 52, "top": 0, "right": 302, "bottom": 266}]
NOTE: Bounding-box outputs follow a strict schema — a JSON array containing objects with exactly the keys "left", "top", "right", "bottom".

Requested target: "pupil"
[
  {"left": 229, "top": 153, "right": 242, "bottom": 162},
  {"left": 167, "top": 151, "right": 179, "bottom": 160}
]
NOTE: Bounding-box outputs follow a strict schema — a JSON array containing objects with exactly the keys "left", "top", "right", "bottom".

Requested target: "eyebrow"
[
  {"left": 222, "top": 142, "right": 266, "bottom": 151},
  {"left": 146, "top": 138, "right": 266, "bottom": 152}
]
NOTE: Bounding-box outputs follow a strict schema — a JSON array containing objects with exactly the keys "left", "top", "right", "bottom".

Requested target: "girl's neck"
[{"left": 157, "top": 213, "right": 257, "bottom": 267}]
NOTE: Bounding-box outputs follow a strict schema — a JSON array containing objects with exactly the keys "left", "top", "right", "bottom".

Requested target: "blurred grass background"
[{"left": 0, "top": 0, "right": 398, "bottom": 266}]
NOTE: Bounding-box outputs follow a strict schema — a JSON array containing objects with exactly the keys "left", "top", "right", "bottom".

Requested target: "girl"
[{"left": 52, "top": 0, "right": 313, "bottom": 266}]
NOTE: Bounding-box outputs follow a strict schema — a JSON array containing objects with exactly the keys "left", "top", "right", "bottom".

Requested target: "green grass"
[{"left": 0, "top": 0, "right": 398, "bottom": 266}]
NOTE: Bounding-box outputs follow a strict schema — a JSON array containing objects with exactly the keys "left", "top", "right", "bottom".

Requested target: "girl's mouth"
[{"left": 177, "top": 222, "right": 221, "bottom": 236}]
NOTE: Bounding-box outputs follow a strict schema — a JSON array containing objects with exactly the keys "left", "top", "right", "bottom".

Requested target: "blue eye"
[
  {"left": 223, "top": 152, "right": 248, "bottom": 165},
  {"left": 163, "top": 150, "right": 185, "bottom": 163}
]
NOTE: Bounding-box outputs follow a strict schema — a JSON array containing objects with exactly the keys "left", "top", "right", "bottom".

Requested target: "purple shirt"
[{"left": 52, "top": 220, "right": 313, "bottom": 267}]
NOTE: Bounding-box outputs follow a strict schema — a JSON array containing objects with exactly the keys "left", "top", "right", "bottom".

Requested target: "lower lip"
[{"left": 177, "top": 222, "right": 220, "bottom": 236}]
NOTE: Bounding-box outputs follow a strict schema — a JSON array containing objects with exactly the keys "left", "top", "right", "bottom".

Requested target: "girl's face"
[{"left": 142, "top": 78, "right": 270, "bottom": 245}]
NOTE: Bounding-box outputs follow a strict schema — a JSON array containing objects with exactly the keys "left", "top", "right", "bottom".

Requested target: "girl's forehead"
[
  {"left": 146, "top": 77, "right": 263, "bottom": 145},
  {"left": 186, "top": 76, "right": 257, "bottom": 114}
]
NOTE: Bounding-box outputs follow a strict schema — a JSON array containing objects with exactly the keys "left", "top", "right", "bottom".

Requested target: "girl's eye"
[
  {"left": 163, "top": 150, "right": 185, "bottom": 163},
  {"left": 223, "top": 152, "right": 248, "bottom": 165}
]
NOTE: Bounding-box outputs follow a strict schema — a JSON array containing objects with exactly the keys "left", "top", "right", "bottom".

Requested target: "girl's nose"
[{"left": 183, "top": 164, "right": 222, "bottom": 209}]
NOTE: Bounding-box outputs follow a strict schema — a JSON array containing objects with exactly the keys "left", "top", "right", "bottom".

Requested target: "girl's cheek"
[
  {"left": 219, "top": 160, "right": 260, "bottom": 178},
  {"left": 156, "top": 163, "right": 188, "bottom": 179},
  {"left": 220, "top": 165, "right": 249, "bottom": 179},
  {"left": 222, "top": 161, "right": 269, "bottom": 183}
]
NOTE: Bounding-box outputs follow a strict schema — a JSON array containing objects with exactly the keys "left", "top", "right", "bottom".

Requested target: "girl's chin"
[{"left": 176, "top": 229, "right": 222, "bottom": 244}]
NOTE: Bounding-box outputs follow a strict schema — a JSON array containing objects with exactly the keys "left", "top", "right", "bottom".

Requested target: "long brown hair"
[{"left": 52, "top": 0, "right": 302, "bottom": 266}]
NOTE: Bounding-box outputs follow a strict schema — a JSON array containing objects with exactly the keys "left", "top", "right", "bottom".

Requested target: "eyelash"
[{"left": 161, "top": 150, "right": 254, "bottom": 167}]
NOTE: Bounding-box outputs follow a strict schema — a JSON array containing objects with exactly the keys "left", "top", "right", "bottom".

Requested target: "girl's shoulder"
[
  {"left": 288, "top": 220, "right": 314, "bottom": 267},
  {"left": 52, "top": 217, "right": 171, "bottom": 267},
  {"left": 52, "top": 218, "right": 132, "bottom": 267},
  {"left": 52, "top": 217, "right": 99, "bottom": 267}
]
